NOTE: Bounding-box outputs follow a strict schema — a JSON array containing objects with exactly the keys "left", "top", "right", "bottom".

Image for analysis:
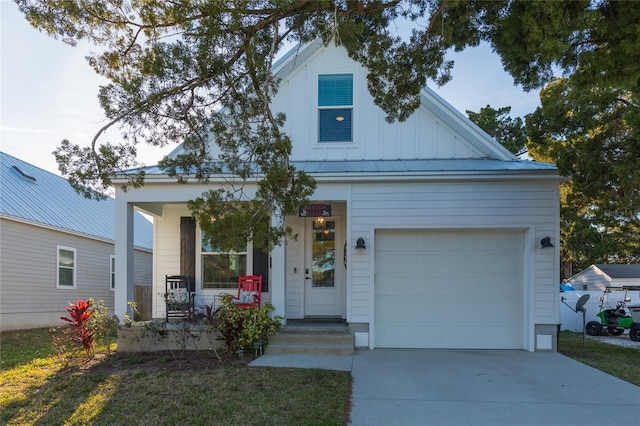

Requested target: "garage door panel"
[
  {"left": 375, "top": 230, "right": 525, "bottom": 349},
  {"left": 375, "top": 297, "right": 444, "bottom": 322},
  {"left": 378, "top": 253, "right": 445, "bottom": 272},
  {"left": 377, "top": 322, "right": 520, "bottom": 349},
  {"left": 376, "top": 275, "right": 447, "bottom": 296}
]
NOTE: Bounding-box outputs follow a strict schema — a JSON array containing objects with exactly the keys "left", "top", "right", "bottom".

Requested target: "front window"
[
  {"left": 318, "top": 74, "right": 353, "bottom": 142},
  {"left": 201, "top": 233, "right": 247, "bottom": 289},
  {"left": 57, "top": 246, "right": 76, "bottom": 289}
]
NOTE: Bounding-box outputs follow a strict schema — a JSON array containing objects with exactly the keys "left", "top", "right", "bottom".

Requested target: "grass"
[
  {"left": 558, "top": 331, "right": 640, "bottom": 386},
  {"left": 0, "top": 328, "right": 351, "bottom": 426},
  {"left": 3, "top": 329, "right": 637, "bottom": 425},
  {"left": 0, "top": 328, "right": 56, "bottom": 370}
]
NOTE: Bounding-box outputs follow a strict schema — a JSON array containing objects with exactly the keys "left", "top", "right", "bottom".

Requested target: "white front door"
[{"left": 304, "top": 217, "right": 345, "bottom": 317}]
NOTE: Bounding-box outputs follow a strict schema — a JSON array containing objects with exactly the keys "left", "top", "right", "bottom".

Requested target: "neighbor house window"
[
  {"left": 318, "top": 74, "right": 353, "bottom": 142},
  {"left": 201, "top": 232, "right": 247, "bottom": 289},
  {"left": 110, "top": 255, "right": 116, "bottom": 291},
  {"left": 57, "top": 246, "right": 76, "bottom": 289}
]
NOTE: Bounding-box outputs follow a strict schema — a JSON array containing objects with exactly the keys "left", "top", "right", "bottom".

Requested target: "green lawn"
[
  {"left": 1, "top": 328, "right": 351, "bottom": 426},
  {"left": 558, "top": 331, "right": 640, "bottom": 386},
  {"left": 2, "top": 328, "right": 637, "bottom": 425}
]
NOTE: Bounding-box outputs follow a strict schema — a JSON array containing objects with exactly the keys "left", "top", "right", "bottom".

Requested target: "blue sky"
[{"left": 1, "top": 1, "right": 540, "bottom": 176}]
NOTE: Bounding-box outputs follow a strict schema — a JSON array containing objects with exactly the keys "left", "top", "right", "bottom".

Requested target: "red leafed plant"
[{"left": 60, "top": 299, "right": 95, "bottom": 359}]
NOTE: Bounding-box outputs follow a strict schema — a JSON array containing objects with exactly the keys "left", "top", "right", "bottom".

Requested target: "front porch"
[
  {"left": 116, "top": 318, "right": 357, "bottom": 357},
  {"left": 115, "top": 199, "right": 354, "bottom": 326}
]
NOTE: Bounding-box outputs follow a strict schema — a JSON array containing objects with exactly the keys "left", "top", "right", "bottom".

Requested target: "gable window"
[
  {"left": 110, "top": 255, "right": 116, "bottom": 291},
  {"left": 318, "top": 74, "right": 353, "bottom": 142},
  {"left": 57, "top": 246, "right": 76, "bottom": 289},
  {"left": 201, "top": 233, "right": 247, "bottom": 289}
]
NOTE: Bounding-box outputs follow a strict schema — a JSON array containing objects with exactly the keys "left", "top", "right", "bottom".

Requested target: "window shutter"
[
  {"left": 180, "top": 217, "right": 196, "bottom": 292},
  {"left": 252, "top": 247, "right": 269, "bottom": 292}
]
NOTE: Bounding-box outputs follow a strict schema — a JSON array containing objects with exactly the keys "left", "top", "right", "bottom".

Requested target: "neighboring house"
[
  {"left": 0, "top": 152, "right": 153, "bottom": 331},
  {"left": 567, "top": 264, "right": 640, "bottom": 291},
  {"left": 113, "top": 40, "right": 563, "bottom": 351}
]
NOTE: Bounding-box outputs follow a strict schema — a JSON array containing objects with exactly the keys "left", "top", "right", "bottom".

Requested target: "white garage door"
[{"left": 375, "top": 229, "right": 525, "bottom": 349}]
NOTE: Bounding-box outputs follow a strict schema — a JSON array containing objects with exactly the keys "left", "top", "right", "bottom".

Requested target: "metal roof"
[
  {"left": 292, "top": 159, "right": 557, "bottom": 173},
  {"left": 594, "top": 264, "right": 640, "bottom": 279},
  {"left": 130, "top": 158, "right": 557, "bottom": 177},
  {"left": 118, "top": 42, "right": 559, "bottom": 181},
  {"left": 1, "top": 152, "right": 153, "bottom": 250}
]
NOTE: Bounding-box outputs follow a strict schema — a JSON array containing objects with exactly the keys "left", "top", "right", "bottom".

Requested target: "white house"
[
  {"left": 113, "top": 40, "right": 563, "bottom": 351},
  {"left": 567, "top": 264, "right": 640, "bottom": 291},
  {"left": 0, "top": 152, "right": 153, "bottom": 330}
]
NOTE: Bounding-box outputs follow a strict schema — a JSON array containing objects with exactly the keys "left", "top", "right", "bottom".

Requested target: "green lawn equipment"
[{"left": 585, "top": 286, "right": 640, "bottom": 341}]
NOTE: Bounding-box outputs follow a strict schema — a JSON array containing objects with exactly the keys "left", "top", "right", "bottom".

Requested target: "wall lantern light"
[
  {"left": 355, "top": 237, "right": 366, "bottom": 250},
  {"left": 540, "top": 237, "right": 554, "bottom": 248}
]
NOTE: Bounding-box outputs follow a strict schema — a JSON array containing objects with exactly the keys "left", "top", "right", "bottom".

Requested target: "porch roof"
[{"left": 128, "top": 158, "right": 558, "bottom": 178}]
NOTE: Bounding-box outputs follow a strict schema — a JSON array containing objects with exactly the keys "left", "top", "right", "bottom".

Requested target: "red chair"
[{"left": 232, "top": 275, "right": 262, "bottom": 309}]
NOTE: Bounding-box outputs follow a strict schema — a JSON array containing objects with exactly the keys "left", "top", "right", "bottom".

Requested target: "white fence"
[{"left": 559, "top": 290, "right": 640, "bottom": 332}]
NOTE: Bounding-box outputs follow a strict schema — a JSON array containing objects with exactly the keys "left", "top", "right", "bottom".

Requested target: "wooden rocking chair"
[
  {"left": 165, "top": 275, "right": 195, "bottom": 321},
  {"left": 232, "top": 275, "right": 262, "bottom": 309}
]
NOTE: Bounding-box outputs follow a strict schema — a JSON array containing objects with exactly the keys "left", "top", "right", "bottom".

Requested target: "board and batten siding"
[
  {"left": 348, "top": 179, "right": 560, "bottom": 326},
  {"left": 271, "top": 43, "right": 486, "bottom": 163},
  {"left": 1, "top": 218, "right": 151, "bottom": 330}
]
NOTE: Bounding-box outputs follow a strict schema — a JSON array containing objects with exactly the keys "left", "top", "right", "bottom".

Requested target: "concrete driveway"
[
  {"left": 251, "top": 348, "right": 639, "bottom": 425},
  {"left": 349, "top": 349, "right": 639, "bottom": 426}
]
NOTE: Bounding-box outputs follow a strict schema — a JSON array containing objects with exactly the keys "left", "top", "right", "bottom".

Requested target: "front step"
[{"left": 267, "top": 323, "right": 354, "bottom": 356}]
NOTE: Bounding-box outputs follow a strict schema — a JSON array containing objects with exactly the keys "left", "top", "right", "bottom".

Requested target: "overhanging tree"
[
  {"left": 527, "top": 78, "right": 640, "bottom": 275},
  {"left": 523, "top": 0, "right": 640, "bottom": 273},
  {"left": 466, "top": 105, "right": 528, "bottom": 156},
  {"left": 15, "top": 0, "right": 639, "bottom": 251}
]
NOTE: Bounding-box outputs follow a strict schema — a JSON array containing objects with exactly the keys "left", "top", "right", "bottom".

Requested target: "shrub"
[
  {"left": 58, "top": 299, "right": 95, "bottom": 359},
  {"left": 123, "top": 300, "right": 141, "bottom": 327},
  {"left": 86, "top": 298, "right": 120, "bottom": 354},
  {"left": 208, "top": 294, "right": 283, "bottom": 355}
]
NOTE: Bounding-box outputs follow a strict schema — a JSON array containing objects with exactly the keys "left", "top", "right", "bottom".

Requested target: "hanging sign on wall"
[{"left": 299, "top": 204, "right": 332, "bottom": 217}]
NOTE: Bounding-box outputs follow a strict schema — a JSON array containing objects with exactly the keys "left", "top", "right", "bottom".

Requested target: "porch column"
[
  {"left": 271, "top": 216, "right": 286, "bottom": 319},
  {"left": 115, "top": 200, "right": 134, "bottom": 322}
]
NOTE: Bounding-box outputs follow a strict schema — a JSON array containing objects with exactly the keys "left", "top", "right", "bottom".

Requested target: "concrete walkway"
[{"left": 250, "top": 349, "right": 640, "bottom": 426}]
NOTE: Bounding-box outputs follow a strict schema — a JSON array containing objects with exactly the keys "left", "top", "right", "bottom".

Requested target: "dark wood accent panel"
[{"left": 180, "top": 216, "right": 196, "bottom": 291}]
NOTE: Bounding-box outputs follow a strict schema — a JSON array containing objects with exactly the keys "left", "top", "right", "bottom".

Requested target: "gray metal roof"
[
  {"left": 132, "top": 158, "right": 557, "bottom": 177},
  {"left": 292, "top": 159, "right": 556, "bottom": 173},
  {"left": 119, "top": 42, "right": 559, "bottom": 180},
  {"left": 594, "top": 264, "right": 640, "bottom": 279},
  {"left": 1, "top": 152, "right": 153, "bottom": 250}
]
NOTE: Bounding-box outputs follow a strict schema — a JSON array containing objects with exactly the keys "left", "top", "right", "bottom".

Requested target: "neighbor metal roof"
[{"left": 1, "top": 152, "right": 153, "bottom": 250}]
